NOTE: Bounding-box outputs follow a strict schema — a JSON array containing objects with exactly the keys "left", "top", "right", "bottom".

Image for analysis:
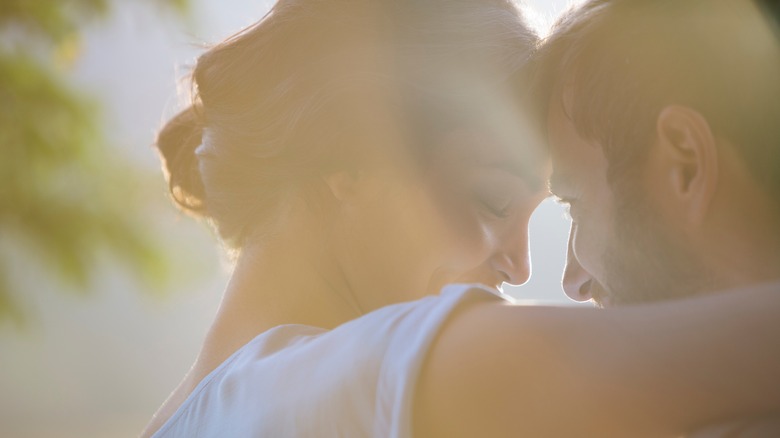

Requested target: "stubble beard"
[{"left": 598, "top": 186, "right": 716, "bottom": 306}]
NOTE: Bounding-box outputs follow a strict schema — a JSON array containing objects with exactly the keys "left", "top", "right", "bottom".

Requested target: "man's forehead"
[
  {"left": 548, "top": 170, "right": 573, "bottom": 195},
  {"left": 546, "top": 97, "right": 584, "bottom": 161},
  {"left": 545, "top": 96, "right": 607, "bottom": 193}
]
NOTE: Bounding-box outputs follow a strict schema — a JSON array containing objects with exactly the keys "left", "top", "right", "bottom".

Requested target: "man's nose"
[
  {"left": 562, "top": 224, "right": 593, "bottom": 302},
  {"left": 490, "top": 225, "right": 531, "bottom": 286}
]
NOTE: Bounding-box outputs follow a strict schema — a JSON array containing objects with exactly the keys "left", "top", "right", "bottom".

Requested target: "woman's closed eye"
[{"left": 473, "top": 179, "right": 517, "bottom": 219}]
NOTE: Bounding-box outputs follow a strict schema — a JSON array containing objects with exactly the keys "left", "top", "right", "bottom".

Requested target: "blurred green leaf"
[{"left": 0, "top": 0, "right": 190, "bottom": 326}]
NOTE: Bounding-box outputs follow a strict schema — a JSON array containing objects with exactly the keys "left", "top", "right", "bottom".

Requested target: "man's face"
[
  {"left": 547, "top": 100, "right": 709, "bottom": 307},
  {"left": 547, "top": 101, "right": 615, "bottom": 306}
]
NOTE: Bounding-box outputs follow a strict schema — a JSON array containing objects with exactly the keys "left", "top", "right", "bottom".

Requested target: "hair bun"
[{"left": 155, "top": 104, "right": 208, "bottom": 216}]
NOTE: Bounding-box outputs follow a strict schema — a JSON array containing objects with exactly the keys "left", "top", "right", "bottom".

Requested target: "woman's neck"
[
  {"left": 202, "top": 224, "right": 365, "bottom": 365},
  {"left": 140, "top": 222, "right": 364, "bottom": 438}
]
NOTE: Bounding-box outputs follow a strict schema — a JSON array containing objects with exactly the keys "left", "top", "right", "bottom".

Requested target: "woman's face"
[
  {"left": 346, "top": 100, "right": 549, "bottom": 305},
  {"left": 420, "top": 125, "right": 549, "bottom": 294}
]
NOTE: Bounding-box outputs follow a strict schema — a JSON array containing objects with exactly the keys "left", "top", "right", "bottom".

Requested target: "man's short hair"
[{"left": 534, "top": 0, "right": 780, "bottom": 203}]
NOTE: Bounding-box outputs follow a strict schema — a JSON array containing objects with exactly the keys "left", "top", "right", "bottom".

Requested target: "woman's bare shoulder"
[
  {"left": 412, "top": 286, "right": 780, "bottom": 437},
  {"left": 413, "top": 300, "right": 602, "bottom": 437}
]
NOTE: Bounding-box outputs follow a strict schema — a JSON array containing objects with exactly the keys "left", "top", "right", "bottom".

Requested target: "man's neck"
[
  {"left": 702, "top": 150, "right": 780, "bottom": 292},
  {"left": 700, "top": 199, "right": 780, "bottom": 294}
]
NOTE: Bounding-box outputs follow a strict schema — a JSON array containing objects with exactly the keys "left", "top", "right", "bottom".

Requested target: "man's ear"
[{"left": 655, "top": 105, "right": 719, "bottom": 225}]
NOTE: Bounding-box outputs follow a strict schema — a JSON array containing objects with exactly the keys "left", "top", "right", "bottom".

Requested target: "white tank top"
[{"left": 152, "top": 284, "right": 504, "bottom": 438}]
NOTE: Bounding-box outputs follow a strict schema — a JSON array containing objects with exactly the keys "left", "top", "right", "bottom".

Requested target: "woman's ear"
[
  {"left": 654, "top": 105, "right": 719, "bottom": 225},
  {"left": 323, "top": 169, "right": 385, "bottom": 204},
  {"left": 323, "top": 171, "right": 361, "bottom": 203}
]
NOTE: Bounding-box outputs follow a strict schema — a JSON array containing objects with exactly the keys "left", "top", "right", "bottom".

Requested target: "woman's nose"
[
  {"left": 562, "top": 224, "right": 593, "bottom": 302},
  {"left": 490, "top": 224, "right": 531, "bottom": 286}
]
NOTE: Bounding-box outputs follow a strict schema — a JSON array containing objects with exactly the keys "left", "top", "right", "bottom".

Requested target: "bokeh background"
[{"left": 0, "top": 0, "right": 574, "bottom": 436}]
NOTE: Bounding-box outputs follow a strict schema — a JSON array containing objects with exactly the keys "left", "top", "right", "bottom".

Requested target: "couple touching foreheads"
[{"left": 144, "top": 0, "right": 780, "bottom": 436}]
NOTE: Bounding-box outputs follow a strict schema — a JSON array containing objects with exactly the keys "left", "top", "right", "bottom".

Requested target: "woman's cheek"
[
  {"left": 421, "top": 163, "right": 494, "bottom": 272},
  {"left": 434, "top": 191, "right": 495, "bottom": 270}
]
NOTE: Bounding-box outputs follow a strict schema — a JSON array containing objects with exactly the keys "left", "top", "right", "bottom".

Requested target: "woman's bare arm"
[{"left": 413, "top": 286, "right": 780, "bottom": 437}]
